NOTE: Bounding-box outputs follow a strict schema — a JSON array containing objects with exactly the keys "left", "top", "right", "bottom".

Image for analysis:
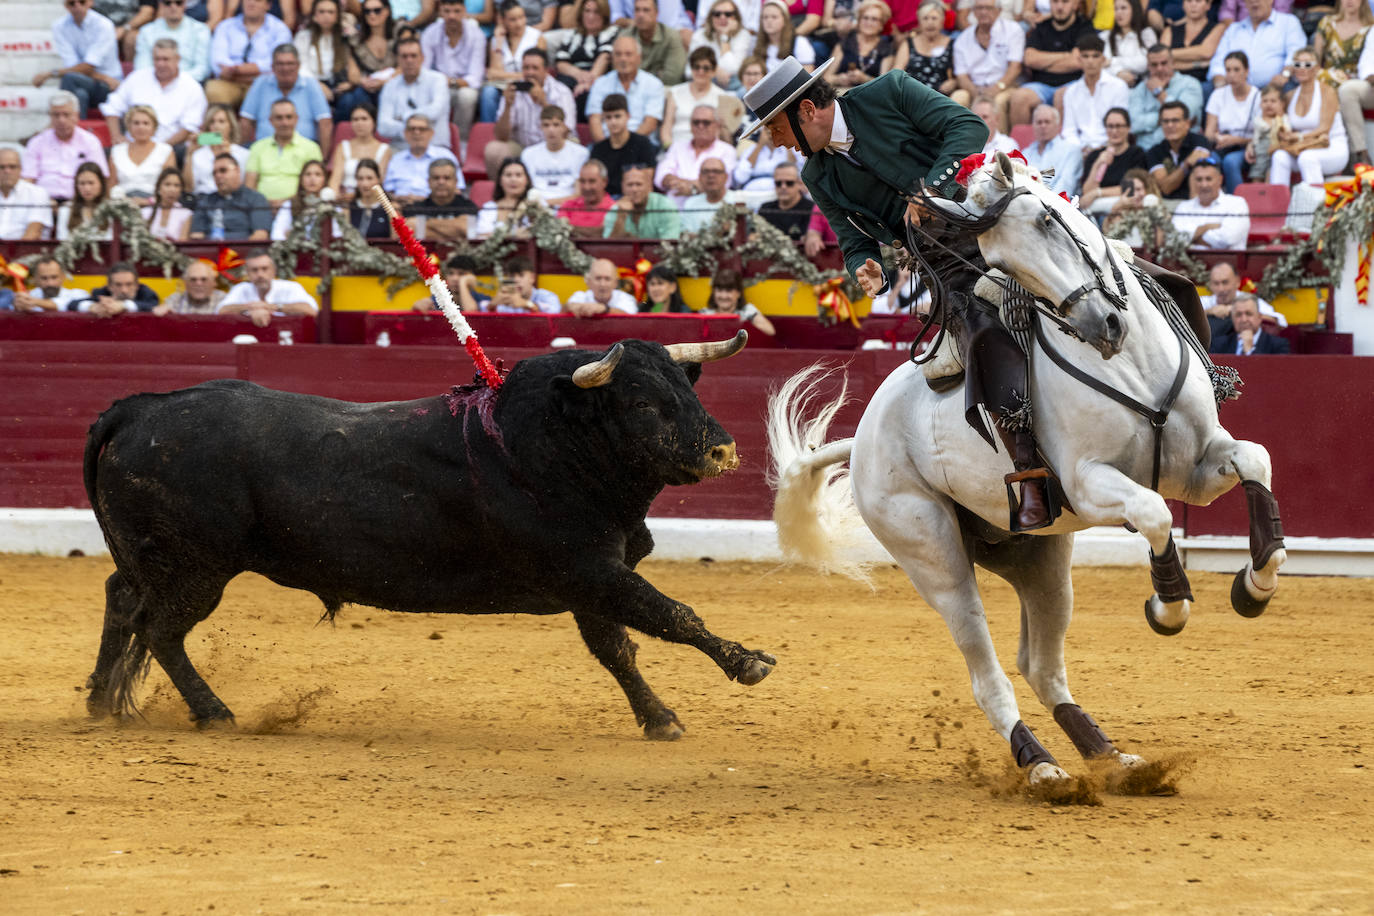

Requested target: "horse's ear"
[{"left": 996, "top": 151, "right": 1016, "bottom": 187}]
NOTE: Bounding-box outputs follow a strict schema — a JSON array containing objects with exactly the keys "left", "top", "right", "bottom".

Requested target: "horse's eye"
[{"left": 1041, "top": 211, "right": 1053, "bottom": 228}]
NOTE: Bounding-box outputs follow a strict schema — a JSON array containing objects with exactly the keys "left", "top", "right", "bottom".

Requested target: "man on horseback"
[{"left": 742, "top": 58, "right": 1209, "bottom": 532}]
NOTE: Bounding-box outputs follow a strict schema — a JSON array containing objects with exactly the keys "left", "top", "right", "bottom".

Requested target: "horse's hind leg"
[
  {"left": 573, "top": 610, "right": 683, "bottom": 741},
  {"left": 87, "top": 571, "right": 139, "bottom": 718},
  {"left": 1226, "top": 439, "right": 1287, "bottom": 617}
]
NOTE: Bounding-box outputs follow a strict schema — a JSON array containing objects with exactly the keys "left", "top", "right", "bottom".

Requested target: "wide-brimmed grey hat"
[{"left": 740, "top": 57, "right": 836, "bottom": 140}]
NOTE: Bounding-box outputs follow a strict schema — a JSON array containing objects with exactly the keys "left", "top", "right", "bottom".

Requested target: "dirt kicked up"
[{"left": 2, "top": 555, "right": 1371, "bottom": 913}]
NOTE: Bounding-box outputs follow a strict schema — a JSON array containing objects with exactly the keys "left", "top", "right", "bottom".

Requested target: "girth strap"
[{"left": 1033, "top": 318, "right": 1190, "bottom": 491}]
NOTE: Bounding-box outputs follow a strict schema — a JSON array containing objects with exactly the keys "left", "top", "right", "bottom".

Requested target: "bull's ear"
[
  {"left": 681, "top": 362, "right": 703, "bottom": 386},
  {"left": 549, "top": 375, "right": 599, "bottom": 420}
]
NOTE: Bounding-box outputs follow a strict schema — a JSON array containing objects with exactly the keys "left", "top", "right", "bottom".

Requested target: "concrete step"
[
  {"left": 8, "top": 3, "right": 66, "bottom": 31},
  {"left": 0, "top": 86, "right": 60, "bottom": 144},
  {"left": 0, "top": 32, "right": 63, "bottom": 85}
]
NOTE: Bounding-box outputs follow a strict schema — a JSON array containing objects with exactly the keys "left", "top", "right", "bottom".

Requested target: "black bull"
[{"left": 82, "top": 333, "right": 776, "bottom": 739}]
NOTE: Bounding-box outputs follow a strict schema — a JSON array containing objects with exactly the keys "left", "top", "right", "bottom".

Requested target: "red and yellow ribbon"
[
  {"left": 1321, "top": 163, "right": 1373, "bottom": 305},
  {"left": 199, "top": 247, "right": 246, "bottom": 284},
  {"left": 617, "top": 258, "right": 652, "bottom": 301},
  {"left": 0, "top": 255, "right": 28, "bottom": 292},
  {"left": 816, "top": 276, "right": 859, "bottom": 327}
]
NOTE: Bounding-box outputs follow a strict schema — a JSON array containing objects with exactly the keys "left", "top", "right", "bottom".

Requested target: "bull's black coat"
[{"left": 83, "top": 338, "right": 775, "bottom": 738}]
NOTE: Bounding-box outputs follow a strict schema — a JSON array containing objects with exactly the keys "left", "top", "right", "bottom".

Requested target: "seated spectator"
[
  {"left": 156, "top": 259, "right": 227, "bottom": 314},
  {"left": 0, "top": 151, "right": 54, "bottom": 241},
  {"left": 1208, "top": 294, "right": 1289, "bottom": 354},
  {"left": 488, "top": 255, "right": 562, "bottom": 313},
  {"left": 1199, "top": 260, "right": 1285, "bottom": 334},
  {"left": 56, "top": 161, "right": 113, "bottom": 241},
  {"left": 953, "top": 0, "right": 1024, "bottom": 132},
  {"left": 557, "top": 160, "right": 617, "bottom": 237},
  {"left": 144, "top": 167, "right": 194, "bottom": 241},
  {"left": 270, "top": 160, "right": 332, "bottom": 240},
  {"left": 337, "top": 0, "right": 400, "bottom": 119},
  {"left": 1204, "top": 51, "right": 1260, "bottom": 190},
  {"left": 9, "top": 258, "right": 86, "bottom": 313},
  {"left": 662, "top": 48, "right": 746, "bottom": 147},
  {"left": 184, "top": 104, "right": 251, "bottom": 196},
  {"left": 246, "top": 100, "right": 326, "bottom": 204},
  {"left": 1159, "top": 0, "right": 1224, "bottom": 88},
  {"left": 107, "top": 107, "right": 178, "bottom": 204},
  {"left": 1061, "top": 34, "right": 1130, "bottom": 151},
  {"left": 378, "top": 37, "right": 451, "bottom": 148},
  {"left": 1332, "top": 8, "right": 1374, "bottom": 168},
  {"left": 217, "top": 249, "right": 319, "bottom": 327},
  {"left": 190, "top": 153, "right": 273, "bottom": 239},
  {"left": 421, "top": 0, "right": 487, "bottom": 137},
  {"left": 1269, "top": 47, "right": 1349, "bottom": 186},
  {"left": 1128, "top": 45, "right": 1202, "bottom": 151},
  {"left": 1022, "top": 105, "right": 1085, "bottom": 193},
  {"left": 554, "top": 0, "right": 619, "bottom": 118},
  {"left": 623, "top": 0, "right": 688, "bottom": 87},
  {"left": 385, "top": 114, "right": 462, "bottom": 204},
  {"left": 680, "top": 157, "right": 740, "bottom": 232},
  {"left": 102, "top": 41, "right": 207, "bottom": 153},
  {"left": 34, "top": 0, "right": 123, "bottom": 118},
  {"left": 1146, "top": 99, "right": 1211, "bottom": 199},
  {"left": 1245, "top": 84, "right": 1287, "bottom": 180},
  {"left": 349, "top": 159, "right": 394, "bottom": 237},
  {"left": 736, "top": 55, "right": 768, "bottom": 115},
  {"left": 895, "top": 1, "right": 963, "bottom": 105},
  {"left": 71, "top": 262, "right": 161, "bottom": 316},
  {"left": 1171, "top": 157, "right": 1249, "bottom": 248},
  {"left": 521, "top": 106, "right": 591, "bottom": 202},
  {"left": 828, "top": 0, "right": 894, "bottom": 89},
  {"left": 1101, "top": 167, "right": 1166, "bottom": 243},
  {"left": 134, "top": 0, "right": 213, "bottom": 82},
  {"left": 733, "top": 131, "right": 802, "bottom": 196},
  {"left": 1009, "top": 0, "right": 1093, "bottom": 126},
  {"left": 391, "top": 0, "right": 443, "bottom": 32},
  {"left": 1103, "top": 0, "right": 1157, "bottom": 87},
  {"left": 295, "top": 0, "right": 360, "bottom": 118},
  {"left": 1314, "top": 0, "right": 1372, "bottom": 94},
  {"left": 328, "top": 104, "right": 392, "bottom": 202},
  {"left": 586, "top": 35, "right": 667, "bottom": 141},
  {"left": 206, "top": 0, "right": 294, "bottom": 108},
  {"left": 480, "top": 0, "right": 550, "bottom": 122},
  {"left": 405, "top": 158, "right": 480, "bottom": 239},
  {"left": 240, "top": 44, "right": 333, "bottom": 148},
  {"left": 1081, "top": 106, "right": 1149, "bottom": 211},
  {"left": 471, "top": 158, "right": 543, "bottom": 238},
  {"left": 567, "top": 257, "right": 640, "bottom": 314},
  {"left": 486, "top": 48, "right": 578, "bottom": 178},
  {"left": 22, "top": 92, "right": 109, "bottom": 202},
  {"left": 588, "top": 93, "right": 658, "bottom": 195},
  {"left": 639, "top": 264, "right": 690, "bottom": 312},
  {"left": 655, "top": 107, "right": 738, "bottom": 203},
  {"left": 689, "top": 0, "right": 753, "bottom": 88},
  {"left": 754, "top": 0, "right": 815, "bottom": 75},
  {"left": 973, "top": 97, "right": 1018, "bottom": 154},
  {"left": 1207, "top": 0, "right": 1305, "bottom": 90},
  {"left": 604, "top": 164, "right": 682, "bottom": 237},
  {"left": 699, "top": 266, "right": 775, "bottom": 335},
  {"left": 757, "top": 163, "right": 815, "bottom": 240},
  {"left": 414, "top": 255, "right": 491, "bottom": 312},
  {"left": 610, "top": 0, "right": 696, "bottom": 35}
]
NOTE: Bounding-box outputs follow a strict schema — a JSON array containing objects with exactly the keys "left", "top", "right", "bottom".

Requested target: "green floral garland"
[
  {"left": 526, "top": 202, "right": 592, "bottom": 275},
  {"left": 1103, "top": 205, "right": 1209, "bottom": 283},
  {"left": 1256, "top": 192, "right": 1373, "bottom": 303},
  {"left": 19, "top": 198, "right": 190, "bottom": 277}
]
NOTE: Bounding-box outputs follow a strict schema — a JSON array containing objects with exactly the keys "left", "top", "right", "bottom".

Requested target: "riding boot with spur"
[{"left": 996, "top": 425, "right": 1053, "bottom": 532}]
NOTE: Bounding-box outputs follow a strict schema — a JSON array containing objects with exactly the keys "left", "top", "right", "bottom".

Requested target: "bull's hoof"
[
  {"left": 734, "top": 652, "right": 776, "bottom": 686},
  {"left": 1144, "top": 597, "right": 1186, "bottom": 636},
  {"left": 644, "top": 713, "right": 685, "bottom": 741},
  {"left": 1231, "top": 566, "right": 1272, "bottom": 619}
]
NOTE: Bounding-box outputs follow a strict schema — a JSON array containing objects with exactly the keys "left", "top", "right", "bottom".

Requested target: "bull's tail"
[
  {"left": 766, "top": 365, "right": 872, "bottom": 582},
  {"left": 83, "top": 399, "right": 127, "bottom": 522},
  {"left": 108, "top": 634, "right": 152, "bottom": 721}
]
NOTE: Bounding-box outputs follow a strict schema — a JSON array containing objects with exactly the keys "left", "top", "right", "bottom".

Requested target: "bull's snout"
[{"left": 702, "top": 440, "right": 739, "bottom": 477}]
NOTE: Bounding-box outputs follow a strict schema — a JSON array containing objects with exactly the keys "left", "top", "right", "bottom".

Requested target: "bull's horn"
[
  {"left": 996, "top": 150, "right": 1016, "bottom": 186},
  {"left": 664, "top": 329, "right": 748, "bottom": 364},
  {"left": 572, "top": 342, "right": 625, "bottom": 388}
]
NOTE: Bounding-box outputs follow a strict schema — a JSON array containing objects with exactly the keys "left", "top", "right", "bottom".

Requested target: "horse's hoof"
[
  {"left": 644, "top": 714, "right": 685, "bottom": 742},
  {"left": 1231, "top": 566, "right": 1272, "bottom": 619},
  {"left": 1144, "top": 597, "right": 1186, "bottom": 636},
  {"left": 1115, "top": 752, "right": 1147, "bottom": 769},
  {"left": 734, "top": 652, "right": 776, "bottom": 686},
  {"left": 1028, "top": 761, "right": 1072, "bottom": 789},
  {"left": 192, "top": 711, "right": 237, "bottom": 730},
  {"left": 86, "top": 693, "right": 110, "bottom": 719}
]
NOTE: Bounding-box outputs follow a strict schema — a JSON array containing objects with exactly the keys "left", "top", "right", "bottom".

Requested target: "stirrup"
[
  {"left": 1003, "top": 468, "right": 1058, "bottom": 533},
  {"left": 1004, "top": 467, "right": 1051, "bottom": 484}
]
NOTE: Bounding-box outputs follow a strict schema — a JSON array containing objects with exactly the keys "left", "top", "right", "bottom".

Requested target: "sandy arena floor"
[{"left": 1, "top": 555, "right": 1371, "bottom": 914}]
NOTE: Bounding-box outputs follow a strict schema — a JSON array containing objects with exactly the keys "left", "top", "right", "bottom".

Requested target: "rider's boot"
[{"left": 997, "top": 425, "right": 1053, "bottom": 532}]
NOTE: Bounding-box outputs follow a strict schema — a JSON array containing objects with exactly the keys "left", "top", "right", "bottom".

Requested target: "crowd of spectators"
[{"left": 4, "top": 0, "right": 1372, "bottom": 332}]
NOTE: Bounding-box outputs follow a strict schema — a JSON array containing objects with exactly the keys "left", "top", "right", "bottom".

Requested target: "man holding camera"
[{"left": 484, "top": 48, "right": 576, "bottom": 179}]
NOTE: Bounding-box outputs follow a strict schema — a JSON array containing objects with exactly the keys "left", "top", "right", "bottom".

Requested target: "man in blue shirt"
[
  {"left": 206, "top": 0, "right": 293, "bottom": 108},
  {"left": 133, "top": 0, "right": 213, "bottom": 82},
  {"left": 1021, "top": 105, "right": 1083, "bottom": 194},
  {"left": 34, "top": 0, "right": 124, "bottom": 117},
  {"left": 384, "top": 114, "right": 461, "bottom": 204},
  {"left": 1206, "top": 0, "right": 1306, "bottom": 89},
  {"left": 240, "top": 44, "right": 333, "bottom": 148},
  {"left": 585, "top": 35, "right": 666, "bottom": 143},
  {"left": 1127, "top": 45, "right": 1203, "bottom": 152}
]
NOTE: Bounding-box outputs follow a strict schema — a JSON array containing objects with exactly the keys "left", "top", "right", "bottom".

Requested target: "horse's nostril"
[{"left": 1106, "top": 312, "right": 1122, "bottom": 334}]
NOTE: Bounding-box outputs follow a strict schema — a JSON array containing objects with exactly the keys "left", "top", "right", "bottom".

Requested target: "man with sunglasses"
[
  {"left": 131, "top": 0, "right": 212, "bottom": 82},
  {"left": 206, "top": 0, "right": 292, "bottom": 108},
  {"left": 1146, "top": 99, "right": 1212, "bottom": 200},
  {"left": 34, "top": 0, "right": 123, "bottom": 119},
  {"left": 654, "top": 105, "right": 735, "bottom": 203},
  {"left": 757, "top": 163, "right": 814, "bottom": 241}
]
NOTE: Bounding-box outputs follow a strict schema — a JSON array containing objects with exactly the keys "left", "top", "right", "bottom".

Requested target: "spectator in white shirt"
[
  {"left": 567, "top": 257, "right": 639, "bottom": 315},
  {"left": 953, "top": 0, "right": 1025, "bottom": 132},
  {"left": 973, "top": 97, "right": 1018, "bottom": 154},
  {"left": 0, "top": 150, "right": 54, "bottom": 241},
  {"left": 379, "top": 37, "right": 454, "bottom": 147},
  {"left": 9, "top": 258, "right": 86, "bottom": 313},
  {"left": 1060, "top": 34, "right": 1129, "bottom": 151},
  {"left": 34, "top": 0, "right": 123, "bottom": 118},
  {"left": 217, "top": 249, "right": 319, "bottom": 327},
  {"left": 521, "top": 106, "right": 590, "bottom": 202},
  {"left": 1171, "top": 158, "right": 1250, "bottom": 249},
  {"left": 101, "top": 40, "right": 208, "bottom": 149},
  {"left": 133, "top": 0, "right": 213, "bottom": 82},
  {"left": 1101, "top": 0, "right": 1156, "bottom": 87},
  {"left": 421, "top": 0, "right": 487, "bottom": 139},
  {"left": 486, "top": 48, "right": 578, "bottom": 178}
]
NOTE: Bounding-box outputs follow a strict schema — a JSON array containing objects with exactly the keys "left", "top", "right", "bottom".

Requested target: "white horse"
[{"left": 769, "top": 152, "right": 1287, "bottom": 794}]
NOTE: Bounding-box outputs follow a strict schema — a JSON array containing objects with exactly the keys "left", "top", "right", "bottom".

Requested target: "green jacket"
[
  {"left": 623, "top": 24, "right": 687, "bottom": 88},
  {"left": 802, "top": 71, "right": 989, "bottom": 283}
]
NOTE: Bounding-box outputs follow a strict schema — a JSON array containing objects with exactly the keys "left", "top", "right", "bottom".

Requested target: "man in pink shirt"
[
  {"left": 557, "top": 160, "right": 616, "bottom": 238},
  {"left": 21, "top": 91, "right": 108, "bottom": 201}
]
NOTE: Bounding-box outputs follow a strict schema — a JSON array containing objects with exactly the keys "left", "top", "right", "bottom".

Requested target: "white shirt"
[
  {"left": 1205, "top": 84, "right": 1260, "bottom": 139},
  {"left": 218, "top": 278, "right": 319, "bottom": 313},
  {"left": 764, "top": 38, "right": 815, "bottom": 74},
  {"left": 1172, "top": 193, "right": 1250, "bottom": 250},
  {"left": 100, "top": 68, "right": 208, "bottom": 144},
  {"left": 567, "top": 288, "right": 637, "bottom": 314},
  {"left": 953, "top": 18, "right": 1025, "bottom": 89},
  {"left": 22, "top": 287, "right": 86, "bottom": 312},
  {"left": 983, "top": 131, "right": 1017, "bottom": 155},
  {"left": 378, "top": 70, "right": 453, "bottom": 147},
  {"left": 654, "top": 139, "right": 739, "bottom": 198},
  {"left": 521, "top": 141, "right": 590, "bottom": 199},
  {"left": 0, "top": 180, "right": 54, "bottom": 239},
  {"left": 1200, "top": 292, "right": 1287, "bottom": 326},
  {"left": 1060, "top": 73, "right": 1129, "bottom": 148}
]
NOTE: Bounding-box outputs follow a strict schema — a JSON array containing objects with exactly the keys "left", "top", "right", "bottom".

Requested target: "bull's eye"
[{"left": 634, "top": 399, "right": 651, "bottom": 410}]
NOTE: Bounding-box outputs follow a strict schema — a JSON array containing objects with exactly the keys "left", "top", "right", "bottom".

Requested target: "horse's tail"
[{"left": 766, "top": 365, "right": 873, "bottom": 582}]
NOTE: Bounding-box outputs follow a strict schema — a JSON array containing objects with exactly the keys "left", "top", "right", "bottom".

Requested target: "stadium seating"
[
  {"left": 1010, "top": 123, "right": 1034, "bottom": 149},
  {"left": 1235, "top": 182, "right": 1290, "bottom": 244},
  {"left": 78, "top": 118, "right": 111, "bottom": 147},
  {"left": 463, "top": 122, "right": 495, "bottom": 182},
  {"left": 467, "top": 179, "right": 495, "bottom": 207}
]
